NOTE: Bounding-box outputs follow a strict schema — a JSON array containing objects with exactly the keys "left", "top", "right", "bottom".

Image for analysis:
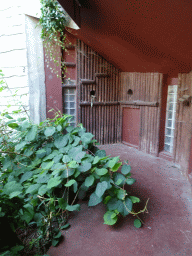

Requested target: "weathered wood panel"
[
  {"left": 121, "top": 72, "right": 163, "bottom": 156},
  {"left": 77, "top": 40, "right": 120, "bottom": 144},
  {"left": 174, "top": 72, "right": 192, "bottom": 173}
]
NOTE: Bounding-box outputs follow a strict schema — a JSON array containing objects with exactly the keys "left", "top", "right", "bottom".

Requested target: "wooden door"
[
  {"left": 122, "top": 107, "right": 140, "bottom": 148},
  {"left": 174, "top": 72, "right": 192, "bottom": 174}
]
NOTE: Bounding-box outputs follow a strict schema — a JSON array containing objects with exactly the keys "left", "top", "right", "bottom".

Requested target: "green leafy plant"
[
  {"left": 39, "top": 0, "right": 67, "bottom": 80},
  {"left": 0, "top": 110, "right": 148, "bottom": 254}
]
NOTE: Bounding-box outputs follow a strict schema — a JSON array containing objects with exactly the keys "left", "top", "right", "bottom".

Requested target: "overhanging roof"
[{"left": 58, "top": 0, "right": 192, "bottom": 75}]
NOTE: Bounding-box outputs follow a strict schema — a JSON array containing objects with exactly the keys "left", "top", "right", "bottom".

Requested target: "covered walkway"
[{"left": 48, "top": 144, "right": 192, "bottom": 256}]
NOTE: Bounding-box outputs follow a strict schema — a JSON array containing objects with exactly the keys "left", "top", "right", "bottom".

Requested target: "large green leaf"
[
  {"left": 61, "top": 223, "right": 70, "bottom": 230},
  {"left": 51, "top": 162, "right": 65, "bottom": 171},
  {"left": 107, "top": 198, "right": 124, "bottom": 214},
  {"left": 73, "top": 181, "right": 78, "bottom": 193},
  {"left": 54, "top": 135, "right": 68, "bottom": 148},
  {"left": 47, "top": 177, "right": 61, "bottom": 189},
  {"left": 85, "top": 175, "right": 94, "bottom": 187},
  {"left": 20, "top": 171, "right": 33, "bottom": 183},
  {"left": 88, "top": 192, "right": 102, "bottom": 206},
  {"left": 65, "top": 179, "right": 76, "bottom": 187},
  {"left": 68, "top": 161, "right": 79, "bottom": 169},
  {"left": 77, "top": 162, "right": 91, "bottom": 173},
  {"left": 32, "top": 158, "right": 42, "bottom": 168},
  {"left": 100, "top": 176, "right": 112, "bottom": 189},
  {"left": 117, "top": 189, "right": 126, "bottom": 200},
  {"left": 81, "top": 132, "right": 94, "bottom": 144},
  {"left": 25, "top": 125, "right": 37, "bottom": 141},
  {"left": 21, "top": 120, "right": 30, "bottom": 131},
  {"left": 66, "top": 204, "right": 80, "bottom": 211},
  {"left": 52, "top": 239, "right": 59, "bottom": 247},
  {"left": 134, "top": 219, "right": 142, "bottom": 228},
  {"left": 9, "top": 191, "right": 22, "bottom": 199},
  {"left": 24, "top": 147, "right": 34, "bottom": 157},
  {"left": 62, "top": 155, "right": 71, "bottom": 163},
  {"left": 57, "top": 124, "right": 62, "bottom": 131},
  {"left": 93, "top": 156, "right": 101, "bottom": 165},
  {"left": 15, "top": 141, "right": 27, "bottom": 151},
  {"left": 38, "top": 185, "right": 48, "bottom": 196},
  {"left": 53, "top": 154, "right": 63, "bottom": 164},
  {"left": 122, "top": 197, "right": 133, "bottom": 216},
  {"left": 3, "top": 181, "right": 23, "bottom": 196},
  {"left": 72, "top": 136, "right": 81, "bottom": 146},
  {"left": 26, "top": 184, "right": 41, "bottom": 194},
  {"left": 21, "top": 210, "right": 33, "bottom": 224},
  {"left": 111, "top": 162, "right": 122, "bottom": 172},
  {"left": 103, "top": 211, "right": 118, "bottom": 225},
  {"left": 113, "top": 173, "right": 126, "bottom": 187},
  {"left": 41, "top": 161, "right": 54, "bottom": 170},
  {"left": 24, "top": 203, "right": 34, "bottom": 216},
  {"left": 107, "top": 156, "right": 120, "bottom": 169},
  {"left": 73, "top": 151, "right": 86, "bottom": 163},
  {"left": 103, "top": 195, "right": 112, "bottom": 204},
  {"left": 43, "top": 151, "right": 58, "bottom": 161},
  {"left": 58, "top": 198, "right": 67, "bottom": 210},
  {"left": 36, "top": 149, "right": 46, "bottom": 158},
  {"left": 121, "top": 164, "right": 131, "bottom": 175},
  {"left": 4, "top": 114, "right": 13, "bottom": 119},
  {"left": 60, "top": 168, "right": 75, "bottom": 178},
  {"left": 36, "top": 173, "right": 50, "bottom": 183},
  {"left": 44, "top": 126, "right": 56, "bottom": 137},
  {"left": 95, "top": 168, "right": 108, "bottom": 176},
  {"left": 68, "top": 145, "right": 83, "bottom": 159},
  {"left": 126, "top": 178, "right": 136, "bottom": 185},
  {"left": 129, "top": 196, "right": 140, "bottom": 203},
  {"left": 54, "top": 231, "right": 62, "bottom": 239},
  {"left": 95, "top": 150, "right": 106, "bottom": 157},
  {"left": 8, "top": 123, "right": 19, "bottom": 129},
  {"left": 95, "top": 181, "right": 108, "bottom": 198}
]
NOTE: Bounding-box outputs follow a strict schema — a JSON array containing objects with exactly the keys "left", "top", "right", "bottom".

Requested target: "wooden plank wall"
[
  {"left": 76, "top": 40, "right": 121, "bottom": 144},
  {"left": 174, "top": 72, "right": 192, "bottom": 172},
  {"left": 120, "top": 72, "right": 163, "bottom": 156}
]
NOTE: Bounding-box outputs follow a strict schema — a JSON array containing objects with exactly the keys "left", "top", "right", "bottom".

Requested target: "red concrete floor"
[{"left": 48, "top": 144, "right": 192, "bottom": 256}]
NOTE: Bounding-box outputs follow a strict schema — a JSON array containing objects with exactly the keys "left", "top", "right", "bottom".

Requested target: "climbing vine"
[{"left": 39, "top": 0, "right": 67, "bottom": 80}]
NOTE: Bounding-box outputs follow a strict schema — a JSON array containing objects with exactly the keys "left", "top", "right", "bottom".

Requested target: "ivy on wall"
[{"left": 39, "top": 0, "right": 67, "bottom": 80}]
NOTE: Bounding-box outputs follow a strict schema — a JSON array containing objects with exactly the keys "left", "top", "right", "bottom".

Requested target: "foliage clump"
[
  {"left": 0, "top": 111, "right": 145, "bottom": 255},
  {"left": 39, "top": 0, "right": 67, "bottom": 80}
]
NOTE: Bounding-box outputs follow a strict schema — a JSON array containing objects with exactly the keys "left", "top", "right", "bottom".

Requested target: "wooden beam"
[
  {"left": 81, "top": 79, "right": 96, "bottom": 85},
  {"left": 64, "top": 62, "right": 76, "bottom": 67},
  {"left": 65, "top": 44, "right": 76, "bottom": 49},
  {"left": 95, "top": 73, "right": 110, "bottom": 78},
  {"left": 80, "top": 101, "right": 119, "bottom": 106},
  {"left": 119, "top": 100, "right": 159, "bottom": 107},
  {"left": 61, "top": 85, "right": 77, "bottom": 88}
]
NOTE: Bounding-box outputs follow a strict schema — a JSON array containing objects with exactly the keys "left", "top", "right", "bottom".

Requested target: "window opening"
[
  {"left": 63, "top": 88, "right": 76, "bottom": 127},
  {"left": 164, "top": 85, "right": 178, "bottom": 153}
]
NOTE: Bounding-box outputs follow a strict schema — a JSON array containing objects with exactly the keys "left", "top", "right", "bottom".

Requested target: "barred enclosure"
[{"left": 76, "top": 40, "right": 121, "bottom": 144}]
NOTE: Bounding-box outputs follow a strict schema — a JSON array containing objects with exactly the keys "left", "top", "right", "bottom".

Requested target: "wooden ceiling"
[{"left": 59, "top": 0, "right": 192, "bottom": 75}]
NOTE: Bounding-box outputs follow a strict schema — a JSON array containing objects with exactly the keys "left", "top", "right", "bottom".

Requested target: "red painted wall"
[
  {"left": 44, "top": 32, "right": 77, "bottom": 119},
  {"left": 44, "top": 48, "right": 63, "bottom": 119},
  {"left": 64, "top": 31, "right": 77, "bottom": 81}
]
